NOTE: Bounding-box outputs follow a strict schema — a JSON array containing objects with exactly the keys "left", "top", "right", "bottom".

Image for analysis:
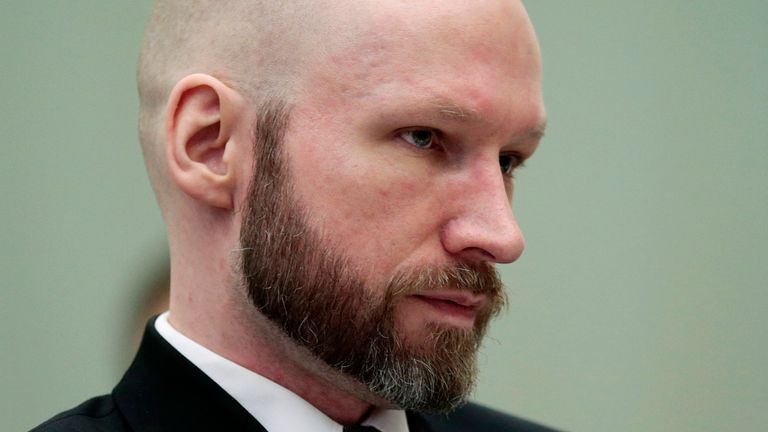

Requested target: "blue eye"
[
  {"left": 401, "top": 129, "right": 435, "bottom": 148},
  {"left": 499, "top": 154, "right": 522, "bottom": 176}
]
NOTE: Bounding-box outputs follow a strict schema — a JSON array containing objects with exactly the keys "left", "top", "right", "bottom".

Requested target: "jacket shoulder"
[
  {"left": 30, "top": 395, "right": 130, "bottom": 432},
  {"left": 420, "top": 402, "right": 562, "bottom": 432}
]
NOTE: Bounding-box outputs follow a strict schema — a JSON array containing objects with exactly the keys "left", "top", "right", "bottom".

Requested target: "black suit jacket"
[{"left": 32, "top": 319, "right": 560, "bottom": 431}]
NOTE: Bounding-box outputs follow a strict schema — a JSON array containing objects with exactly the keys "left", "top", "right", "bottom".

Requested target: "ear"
[{"left": 165, "top": 74, "right": 245, "bottom": 210}]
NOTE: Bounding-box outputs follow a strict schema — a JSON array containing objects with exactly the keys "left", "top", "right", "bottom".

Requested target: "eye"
[
  {"left": 400, "top": 129, "right": 436, "bottom": 149},
  {"left": 499, "top": 153, "right": 523, "bottom": 176}
]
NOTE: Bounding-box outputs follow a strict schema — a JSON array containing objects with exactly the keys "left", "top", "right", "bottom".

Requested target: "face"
[
  {"left": 240, "top": 0, "right": 545, "bottom": 411},
  {"left": 285, "top": 1, "right": 544, "bottom": 342},
  {"left": 240, "top": 101, "right": 505, "bottom": 411}
]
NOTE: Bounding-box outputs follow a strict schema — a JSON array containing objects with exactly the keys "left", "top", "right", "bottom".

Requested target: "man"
[{"left": 34, "top": 0, "right": 553, "bottom": 431}]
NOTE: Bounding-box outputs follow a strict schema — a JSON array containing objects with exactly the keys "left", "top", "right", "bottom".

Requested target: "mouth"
[{"left": 411, "top": 291, "right": 486, "bottom": 327}]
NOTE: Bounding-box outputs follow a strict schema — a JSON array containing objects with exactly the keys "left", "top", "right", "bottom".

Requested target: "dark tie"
[{"left": 343, "top": 425, "right": 382, "bottom": 432}]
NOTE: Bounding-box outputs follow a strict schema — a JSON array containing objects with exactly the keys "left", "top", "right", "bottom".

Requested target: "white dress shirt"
[{"left": 155, "top": 312, "right": 409, "bottom": 432}]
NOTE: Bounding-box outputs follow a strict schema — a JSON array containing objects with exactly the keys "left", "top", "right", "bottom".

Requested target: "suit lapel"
[
  {"left": 406, "top": 411, "right": 437, "bottom": 432},
  {"left": 113, "top": 318, "right": 268, "bottom": 432}
]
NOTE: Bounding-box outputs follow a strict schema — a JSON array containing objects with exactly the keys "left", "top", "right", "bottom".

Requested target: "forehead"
[{"left": 293, "top": 0, "right": 543, "bottom": 131}]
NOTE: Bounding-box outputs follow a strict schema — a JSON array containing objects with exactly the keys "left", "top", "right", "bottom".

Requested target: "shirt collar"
[{"left": 155, "top": 312, "right": 408, "bottom": 432}]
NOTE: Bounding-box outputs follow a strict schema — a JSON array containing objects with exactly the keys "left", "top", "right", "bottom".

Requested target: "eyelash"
[
  {"left": 499, "top": 153, "right": 525, "bottom": 178},
  {"left": 399, "top": 128, "right": 441, "bottom": 150},
  {"left": 398, "top": 128, "right": 526, "bottom": 178}
]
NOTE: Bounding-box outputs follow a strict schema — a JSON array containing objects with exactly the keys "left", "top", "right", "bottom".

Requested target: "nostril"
[{"left": 463, "top": 247, "right": 495, "bottom": 262}]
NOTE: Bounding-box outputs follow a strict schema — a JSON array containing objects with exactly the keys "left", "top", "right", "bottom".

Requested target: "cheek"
[
  {"left": 358, "top": 173, "right": 421, "bottom": 219},
  {"left": 313, "top": 159, "right": 425, "bottom": 238},
  {"left": 286, "top": 129, "right": 438, "bottom": 269}
]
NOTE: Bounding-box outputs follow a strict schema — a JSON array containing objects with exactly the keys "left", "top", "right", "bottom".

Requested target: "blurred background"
[{"left": 1, "top": 1, "right": 766, "bottom": 431}]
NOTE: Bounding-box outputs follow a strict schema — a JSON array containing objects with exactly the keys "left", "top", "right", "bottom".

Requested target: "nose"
[{"left": 440, "top": 166, "right": 525, "bottom": 264}]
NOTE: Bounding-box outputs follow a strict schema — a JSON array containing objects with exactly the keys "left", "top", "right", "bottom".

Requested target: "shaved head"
[
  {"left": 138, "top": 1, "right": 324, "bottom": 102},
  {"left": 137, "top": 0, "right": 335, "bottom": 200},
  {"left": 136, "top": 0, "right": 539, "bottom": 206}
]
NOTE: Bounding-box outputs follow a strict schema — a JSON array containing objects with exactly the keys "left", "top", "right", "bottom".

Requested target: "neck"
[{"left": 169, "top": 285, "right": 386, "bottom": 425}]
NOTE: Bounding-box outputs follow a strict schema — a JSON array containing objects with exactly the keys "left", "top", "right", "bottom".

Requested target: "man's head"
[{"left": 138, "top": 0, "right": 545, "bottom": 415}]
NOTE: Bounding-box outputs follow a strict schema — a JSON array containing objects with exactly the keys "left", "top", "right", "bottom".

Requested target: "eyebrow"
[
  {"left": 429, "top": 98, "right": 547, "bottom": 143},
  {"left": 430, "top": 99, "right": 477, "bottom": 122},
  {"left": 517, "top": 119, "right": 547, "bottom": 143}
]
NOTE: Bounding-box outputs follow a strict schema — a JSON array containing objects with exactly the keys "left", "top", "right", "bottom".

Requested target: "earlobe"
[{"left": 165, "top": 74, "right": 245, "bottom": 210}]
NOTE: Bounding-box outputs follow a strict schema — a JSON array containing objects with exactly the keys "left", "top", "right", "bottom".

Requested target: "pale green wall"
[{"left": 2, "top": 2, "right": 766, "bottom": 431}]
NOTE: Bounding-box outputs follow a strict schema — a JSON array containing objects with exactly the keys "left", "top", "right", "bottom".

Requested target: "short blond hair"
[{"left": 136, "top": 0, "right": 330, "bottom": 201}]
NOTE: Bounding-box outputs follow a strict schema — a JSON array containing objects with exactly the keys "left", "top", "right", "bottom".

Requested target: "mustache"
[{"left": 384, "top": 262, "right": 507, "bottom": 311}]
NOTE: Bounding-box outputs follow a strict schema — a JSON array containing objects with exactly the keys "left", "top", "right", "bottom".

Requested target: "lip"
[
  {"left": 411, "top": 291, "right": 486, "bottom": 326},
  {"left": 414, "top": 290, "right": 487, "bottom": 309}
]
